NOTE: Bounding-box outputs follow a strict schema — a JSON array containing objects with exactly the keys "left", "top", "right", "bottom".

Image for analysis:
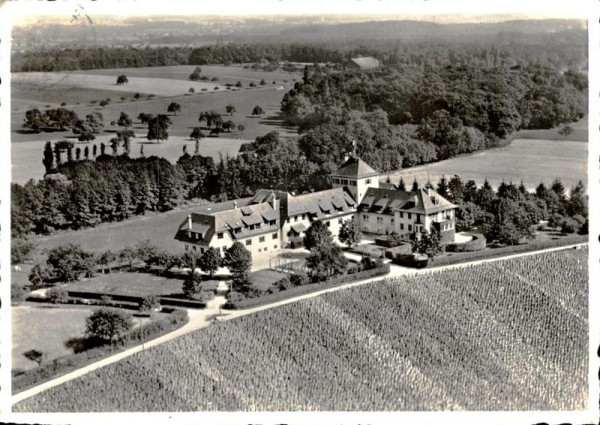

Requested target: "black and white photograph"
[{"left": 0, "top": 0, "right": 597, "bottom": 423}]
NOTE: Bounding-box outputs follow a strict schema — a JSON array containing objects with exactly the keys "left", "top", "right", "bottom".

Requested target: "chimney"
[
  {"left": 187, "top": 214, "right": 192, "bottom": 230},
  {"left": 270, "top": 190, "right": 278, "bottom": 211},
  {"left": 233, "top": 200, "right": 238, "bottom": 209}
]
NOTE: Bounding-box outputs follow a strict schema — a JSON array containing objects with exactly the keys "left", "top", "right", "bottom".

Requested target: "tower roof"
[{"left": 331, "top": 156, "right": 379, "bottom": 179}]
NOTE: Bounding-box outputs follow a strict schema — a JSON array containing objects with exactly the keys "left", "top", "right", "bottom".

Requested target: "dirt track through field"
[{"left": 11, "top": 242, "right": 587, "bottom": 404}]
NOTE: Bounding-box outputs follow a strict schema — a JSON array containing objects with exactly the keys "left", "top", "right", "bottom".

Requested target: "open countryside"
[
  {"left": 13, "top": 248, "right": 588, "bottom": 412},
  {"left": 9, "top": 14, "right": 591, "bottom": 418}
]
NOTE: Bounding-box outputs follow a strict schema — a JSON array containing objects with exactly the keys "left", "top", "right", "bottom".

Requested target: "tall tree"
[
  {"left": 42, "top": 141, "right": 54, "bottom": 174},
  {"left": 304, "top": 220, "right": 334, "bottom": 251},
  {"left": 199, "top": 247, "right": 221, "bottom": 278},
  {"left": 338, "top": 217, "right": 362, "bottom": 248},
  {"left": 222, "top": 242, "right": 252, "bottom": 279}
]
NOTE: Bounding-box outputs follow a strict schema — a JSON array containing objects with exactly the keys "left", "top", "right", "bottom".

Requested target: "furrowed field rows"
[{"left": 14, "top": 248, "right": 588, "bottom": 412}]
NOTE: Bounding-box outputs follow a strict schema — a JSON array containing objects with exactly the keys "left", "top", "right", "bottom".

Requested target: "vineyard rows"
[{"left": 14, "top": 248, "right": 588, "bottom": 412}]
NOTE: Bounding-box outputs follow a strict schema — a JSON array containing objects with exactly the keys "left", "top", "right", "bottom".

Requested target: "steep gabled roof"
[
  {"left": 175, "top": 198, "right": 281, "bottom": 245},
  {"left": 348, "top": 56, "right": 380, "bottom": 69},
  {"left": 361, "top": 187, "right": 457, "bottom": 215},
  {"left": 331, "top": 156, "right": 379, "bottom": 179},
  {"left": 288, "top": 188, "right": 356, "bottom": 216}
]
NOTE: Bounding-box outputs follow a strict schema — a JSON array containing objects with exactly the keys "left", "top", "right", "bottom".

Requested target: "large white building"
[{"left": 175, "top": 155, "right": 457, "bottom": 256}]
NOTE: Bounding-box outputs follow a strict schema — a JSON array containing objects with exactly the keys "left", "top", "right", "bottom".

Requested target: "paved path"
[{"left": 12, "top": 242, "right": 586, "bottom": 404}]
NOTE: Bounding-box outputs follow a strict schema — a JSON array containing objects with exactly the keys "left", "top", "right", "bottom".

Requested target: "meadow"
[
  {"left": 13, "top": 248, "right": 588, "bottom": 412},
  {"left": 389, "top": 138, "right": 587, "bottom": 191},
  {"left": 11, "top": 67, "right": 299, "bottom": 144}
]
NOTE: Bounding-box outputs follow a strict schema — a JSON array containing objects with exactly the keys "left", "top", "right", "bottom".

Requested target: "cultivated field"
[
  {"left": 11, "top": 135, "right": 248, "bottom": 184},
  {"left": 389, "top": 138, "right": 588, "bottom": 191},
  {"left": 14, "top": 248, "right": 588, "bottom": 412},
  {"left": 70, "top": 64, "right": 302, "bottom": 86}
]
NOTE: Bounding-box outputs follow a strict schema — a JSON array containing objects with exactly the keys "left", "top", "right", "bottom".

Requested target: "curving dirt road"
[{"left": 12, "top": 242, "right": 586, "bottom": 404}]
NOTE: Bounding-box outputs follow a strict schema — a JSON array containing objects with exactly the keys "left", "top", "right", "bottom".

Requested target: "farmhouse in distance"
[{"left": 175, "top": 155, "right": 456, "bottom": 258}]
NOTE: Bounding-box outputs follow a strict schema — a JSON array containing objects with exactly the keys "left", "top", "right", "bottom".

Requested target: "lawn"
[
  {"left": 63, "top": 272, "right": 186, "bottom": 298},
  {"left": 28, "top": 204, "right": 203, "bottom": 257},
  {"left": 11, "top": 305, "right": 157, "bottom": 372},
  {"left": 13, "top": 248, "right": 588, "bottom": 412},
  {"left": 389, "top": 137, "right": 587, "bottom": 192},
  {"left": 248, "top": 269, "right": 287, "bottom": 291}
]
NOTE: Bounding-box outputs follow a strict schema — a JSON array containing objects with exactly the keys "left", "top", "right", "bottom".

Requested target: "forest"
[{"left": 282, "top": 63, "right": 587, "bottom": 172}]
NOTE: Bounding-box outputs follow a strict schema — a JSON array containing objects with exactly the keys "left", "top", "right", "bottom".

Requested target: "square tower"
[{"left": 330, "top": 156, "right": 380, "bottom": 203}]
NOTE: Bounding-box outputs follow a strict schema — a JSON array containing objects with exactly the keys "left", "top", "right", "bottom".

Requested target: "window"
[
  {"left": 325, "top": 221, "right": 331, "bottom": 227},
  {"left": 363, "top": 215, "right": 369, "bottom": 221},
  {"left": 408, "top": 225, "right": 412, "bottom": 232},
  {"left": 246, "top": 239, "right": 252, "bottom": 246},
  {"left": 217, "top": 232, "right": 224, "bottom": 239},
  {"left": 302, "top": 214, "right": 306, "bottom": 220},
  {"left": 264, "top": 247, "right": 268, "bottom": 252},
  {"left": 259, "top": 236, "right": 265, "bottom": 243},
  {"left": 351, "top": 181, "right": 357, "bottom": 186},
  {"left": 294, "top": 216, "right": 299, "bottom": 222},
  {"left": 192, "top": 246, "right": 197, "bottom": 252},
  {"left": 258, "top": 248, "right": 261, "bottom": 253},
  {"left": 272, "top": 232, "right": 278, "bottom": 239},
  {"left": 366, "top": 179, "right": 371, "bottom": 184},
  {"left": 377, "top": 217, "right": 383, "bottom": 223},
  {"left": 339, "top": 218, "right": 344, "bottom": 225},
  {"left": 399, "top": 212, "right": 404, "bottom": 218},
  {"left": 286, "top": 218, "right": 290, "bottom": 223},
  {"left": 274, "top": 245, "right": 278, "bottom": 249},
  {"left": 408, "top": 213, "right": 412, "bottom": 219},
  {"left": 201, "top": 247, "right": 205, "bottom": 254},
  {"left": 235, "top": 228, "right": 241, "bottom": 234},
  {"left": 400, "top": 223, "right": 404, "bottom": 230},
  {"left": 184, "top": 245, "right": 189, "bottom": 251},
  {"left": 391, "top": 219, "right": 394, "bottom": 224},
  {"left": 287, "top": 231, "right": 292, "bottom": 237}
]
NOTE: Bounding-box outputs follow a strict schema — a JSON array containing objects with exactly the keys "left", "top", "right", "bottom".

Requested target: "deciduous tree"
[{"left": 85, "top": 308, "right": 133, "bottom": 342}]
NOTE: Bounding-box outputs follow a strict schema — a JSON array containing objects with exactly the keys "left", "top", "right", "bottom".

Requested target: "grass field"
[
  {"left": 13, "top": 248, "right": 588, "bottom": 412},
  {"left": 11, "top": 135, "right": 248, "bottom": 184},
  {"left": 389, "top": 138, "right": 587, "bottom": 192},
  {"left": 28, "top": 204, "right": 201, "bottom": 256},
  {"left": 12, "top": 306, "right": 97, "bottom": 371},
  {"left": 64, "top": 272, "right": 186, "bottom": 298},
  {"left": 70, "top": 64, "right": 302, "bottom": 86},
  {"left": 11, "top": 67, "right": 298, "bottom": 144}
]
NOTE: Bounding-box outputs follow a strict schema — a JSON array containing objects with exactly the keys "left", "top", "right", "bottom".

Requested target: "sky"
[{"left": 2, "top": 0, "right": 595, "bottom": 26}]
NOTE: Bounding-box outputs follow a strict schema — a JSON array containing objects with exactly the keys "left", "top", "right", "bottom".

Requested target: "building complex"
[{"left": 175, "top": 156, "right": 457, "bottom": 257}]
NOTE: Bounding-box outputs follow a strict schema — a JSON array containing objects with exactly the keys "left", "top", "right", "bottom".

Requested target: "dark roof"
[
  {"left": 175, "top": 199, "right": 280, "bottom": 244},
  {"left": 361, "top": 187, "right": 456, "bottom": 215},
  {"left": 348, "top": 56, "right": 380, "bottom": 69},
  {"left": 331, "top": 156, "right": 379, "bottom": 179},
  {"left": 288, "top": 188, "right": 356, "bottom": 216}
]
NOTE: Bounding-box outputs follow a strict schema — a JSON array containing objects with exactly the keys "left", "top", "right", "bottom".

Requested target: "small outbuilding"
[{"left": 346, "top": 56, "right": 381, "bottom": 70}]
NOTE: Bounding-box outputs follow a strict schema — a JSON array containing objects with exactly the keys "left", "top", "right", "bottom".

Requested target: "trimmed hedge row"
[
  {"left": 12, "top": 309, "right": 189, "bottom": 394},
  {"left": 445, "top": 234, "right": 486, "bottom": 252},
  {"left": 225, "top": 264, "right": 390, "bottom": 310},
  {"left": 64, "top": 291, "right": 206, "bottom": 309},
  {"left": 427, "top": 234, "right": 587, "bottom": 268}
]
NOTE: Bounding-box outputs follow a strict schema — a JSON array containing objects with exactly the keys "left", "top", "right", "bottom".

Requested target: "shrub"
[
  {"left": 290, "top": 273, "right": 310, "bottom": 286},
  {"left": 99, "top": 100, "right": 109, "bottom": 107},
  {"left": 46, "top": 288, "right": 69, "bottom": 304},
  {"left": 276, "top": 276, "right": 293, "bottom": 291},
  {"left": 139, "top": 295, "right": 160, "bottom": 312}
]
